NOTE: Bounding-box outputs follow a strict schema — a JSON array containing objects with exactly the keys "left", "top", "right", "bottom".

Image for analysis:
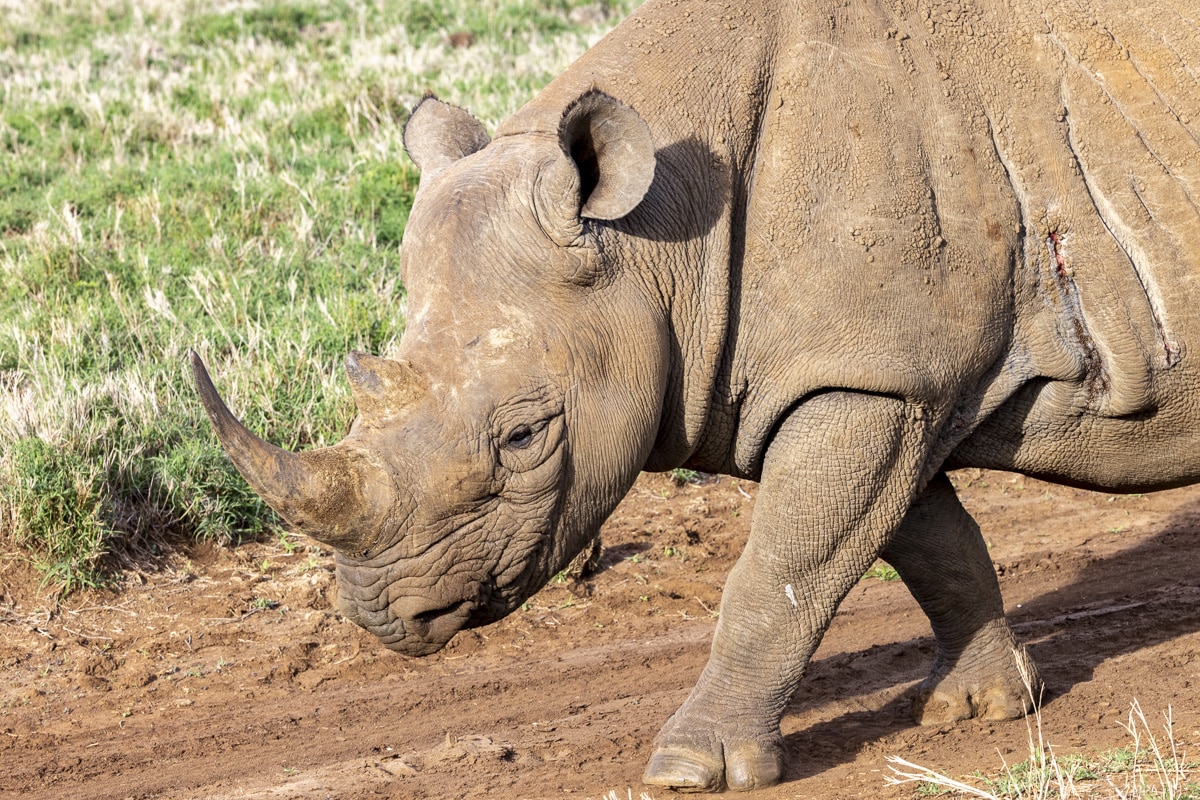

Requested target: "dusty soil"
[{"left": 2, "top": 469, "right": 1199, "bottom": 799}]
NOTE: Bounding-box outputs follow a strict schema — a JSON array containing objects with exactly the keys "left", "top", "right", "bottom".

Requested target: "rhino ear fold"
[
  {"left": 403, "top": 95, "right": 491, "bottom": 176},
  {"left": 559, "top": 90, "right": 656, "bottom": 221}
]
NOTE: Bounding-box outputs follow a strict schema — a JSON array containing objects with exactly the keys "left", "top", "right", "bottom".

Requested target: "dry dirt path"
[{"left": 3, "top": 470, "right": 1199, "bottom": 798}]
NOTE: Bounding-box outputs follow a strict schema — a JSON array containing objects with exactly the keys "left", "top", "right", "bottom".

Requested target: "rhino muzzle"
[
  {"left": 335, "top": 557, "right": 482, "bottom": 656},
  {"left": 351, "top": 598, "right": 476, "bottom": 656}
]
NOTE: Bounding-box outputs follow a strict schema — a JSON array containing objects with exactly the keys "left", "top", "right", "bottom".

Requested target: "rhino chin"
[{"left": 377, "top": 634, "right": 454, "bottom": 658}]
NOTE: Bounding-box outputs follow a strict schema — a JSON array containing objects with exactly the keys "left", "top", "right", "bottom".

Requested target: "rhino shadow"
[
  {"left": 616, "top": 136, "right": 729, "bottom": 245},
  {"left": 1012, "top": 496, "right": 1200, "bottom": 692},
  {"left": 773, "top": 492, "right": 1200, "bottom": 784}
]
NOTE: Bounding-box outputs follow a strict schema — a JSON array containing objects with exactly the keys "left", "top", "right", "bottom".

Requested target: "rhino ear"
[
  {"left": 558, "top": 90, "right": 655, "bottom": 221},
  {"left": 403, "top": 95, "right": 491, "bottom": 176}
]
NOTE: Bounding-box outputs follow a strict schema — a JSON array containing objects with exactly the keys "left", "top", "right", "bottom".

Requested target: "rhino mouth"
[
  {"left": 333, "top": 531, "right": 550, "bottom": 656},
  {"left": 361, "top": 597, "right": 477, "bottom": 656}
]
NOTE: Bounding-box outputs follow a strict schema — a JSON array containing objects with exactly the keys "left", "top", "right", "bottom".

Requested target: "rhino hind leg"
[
  {"left": 881, "top": 473, "right": 1044, "bottom": 724},
  {"left": 911, "top": 620, "right": 1042, "bottom": 724}
]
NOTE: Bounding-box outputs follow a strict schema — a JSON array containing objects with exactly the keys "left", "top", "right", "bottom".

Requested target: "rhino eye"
[{"left": 506, "top": 425, "right": 534, "bottom": 450}]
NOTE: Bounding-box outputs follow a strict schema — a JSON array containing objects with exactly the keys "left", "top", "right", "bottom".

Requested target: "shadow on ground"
[{"left": 774, "top": 495, "right": 1200, "bottom": 784}]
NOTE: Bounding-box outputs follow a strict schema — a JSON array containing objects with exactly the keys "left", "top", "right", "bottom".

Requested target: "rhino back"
[{"left": 739, "top": 0, "right": 1200, "bottom": 433}]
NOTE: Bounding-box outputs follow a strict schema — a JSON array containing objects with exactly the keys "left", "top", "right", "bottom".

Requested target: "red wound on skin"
[{"left": 1048, "top": 231, "right": 1068, "bottom": 278}]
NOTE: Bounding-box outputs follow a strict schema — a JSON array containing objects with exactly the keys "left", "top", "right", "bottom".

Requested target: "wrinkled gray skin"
[{"left": 194, "top": 0, "right": 1200, "bottom": 791}]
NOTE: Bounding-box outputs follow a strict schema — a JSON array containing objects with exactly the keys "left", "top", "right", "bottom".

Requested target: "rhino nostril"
[
  {"left": 404, "top": 600, "right": 473, "bottom": 639},
  {"left": 406, "top": 609, "right": 438, "bottom": 638}
]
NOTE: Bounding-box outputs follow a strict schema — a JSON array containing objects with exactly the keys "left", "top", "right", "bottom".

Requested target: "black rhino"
[{"left": 192, "top": 0, "right": 1200, "bottom": 791}]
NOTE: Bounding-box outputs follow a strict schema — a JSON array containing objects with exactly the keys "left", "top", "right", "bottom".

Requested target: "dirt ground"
[{"left": 2, "top": 468, "right": 1199, "bottom": 799}]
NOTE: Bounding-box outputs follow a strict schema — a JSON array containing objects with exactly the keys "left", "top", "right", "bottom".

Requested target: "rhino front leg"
[
  {"left": 643, "top": 392, "right": 928, "bottom": 792},
  {"left": 881, "top": 473, "right": 1043, "bottom": 724}
]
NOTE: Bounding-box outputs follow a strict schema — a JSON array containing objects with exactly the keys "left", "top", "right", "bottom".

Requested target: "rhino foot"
[
  {"left": 643, "top": 725, "right": 783, "bottom": 792},
  {"left": 913, "top": 627, "right": 1044, "bottom": 725}
]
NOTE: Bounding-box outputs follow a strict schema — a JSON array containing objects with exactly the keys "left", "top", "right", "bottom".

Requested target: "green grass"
[
  {"left": 0, "top": 0, "right": 639, "bottom": 593},
  {"left": 668, "top": 467, "right": 702, "bottom": 486},
  {"left": 863, "top": 560, "right": 901, "bottom": 582}
]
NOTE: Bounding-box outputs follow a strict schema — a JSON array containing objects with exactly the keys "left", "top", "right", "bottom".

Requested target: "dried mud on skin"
[{"left": 2, "top": 470, "right": 1199, "bottom": 799}]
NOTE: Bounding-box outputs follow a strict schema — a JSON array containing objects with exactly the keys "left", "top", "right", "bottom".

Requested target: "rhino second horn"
[
  {"left": 345, "top": 351, "right": 425, "bottom": 424},
  {"left": 190, "top": 351, "right": 394, "bottom": 554}
]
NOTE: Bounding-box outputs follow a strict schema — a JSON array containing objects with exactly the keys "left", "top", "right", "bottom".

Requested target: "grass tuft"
[
  {"left": 863, "top": 560, "right": 901, "bottom": 582},
  {"left": 149, "top": 437, "right": 276, "bottom": 545},
  {"left": 0, "top": 437, "right": 113, "bottom": 593},
  {"left": 886, "top": 699, "right": 1199, "bottom": 799},
  {"left": 668, "top": 467, "right": 701, "bottom": 486}
]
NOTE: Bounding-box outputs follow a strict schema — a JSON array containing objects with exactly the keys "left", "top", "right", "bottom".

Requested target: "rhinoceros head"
[{"left": 194, "top": 90, "right": 665, "bottom": 656}]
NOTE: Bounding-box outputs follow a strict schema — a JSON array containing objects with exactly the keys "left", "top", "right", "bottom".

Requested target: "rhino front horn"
[{"left": 189, "top": 351, "right": 395, "bottom": 554}]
